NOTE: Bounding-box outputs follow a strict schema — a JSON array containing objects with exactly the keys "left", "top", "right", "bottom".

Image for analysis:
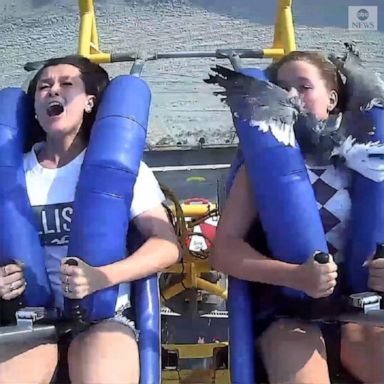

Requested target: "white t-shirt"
[{"left": 23, "top": 142, "right": 165, "bottom": 312}]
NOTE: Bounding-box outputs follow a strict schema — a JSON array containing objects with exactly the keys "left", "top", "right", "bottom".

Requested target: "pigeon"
[
  {"left": 205, "top": 50, "right": 384, "bottom": 180},
  {"left": 204, "top": 64, "right": 344, "bottom": 164},
  {"left": 328, "top": 43, "right": 384, "bottom": 181},
  {"left": 328, "top": 42, "right": 384, "bottom": 112}
]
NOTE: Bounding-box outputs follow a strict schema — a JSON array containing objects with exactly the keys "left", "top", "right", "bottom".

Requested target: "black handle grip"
[
  {"left": 314, "top": 252, "right": 330, "bottom": 264},
  {"left": 308, "top": 251, "right": 339, "bottom": 320},
  {"left": 65, "top": 258, "right": 78, "bottom": 267},
  {"left": 374, "top": 244, "right": 384, "bottom": 260},
  {"left": 64, "top": 258, "right": 87, "bottom": 324}
]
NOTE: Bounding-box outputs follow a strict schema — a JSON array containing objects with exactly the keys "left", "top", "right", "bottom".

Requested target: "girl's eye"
[
  {"left": 300, "top": 84, "right": 312, "bottom": 91},
  {"left": 63, "top": 82, "right": 73, "bottom": 86},
  {"left": 39, "top": 85, "right": 49, "bottom": 90}
]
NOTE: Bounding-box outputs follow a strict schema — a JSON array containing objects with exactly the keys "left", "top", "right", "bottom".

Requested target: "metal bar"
[
  {"left": 24, "top": 53, "right": 112, "bottom": 71},
  {"left": 24, "top": 48, "right": 270, "bottom": 72},
  {"left": 151, "top": 49, "right": 265, "bottom": 61},
  {"left": 73, "top": 0, "right": 291, "bottom": 62},
  {"left": 153, "top": 51, "right": 219, "bottom": 60},
  {"left": 150, "top": 163, "right": 231, "bottom": 172},
  {"left": 215, "top": 48, "right": 264, "bottom": 59},
  {"left": 78, "top": 0, "right": 94, "bottom": 16},
  {"left": 78, "top": 0, "right": 97, "bottom": 56},
  {"left": 164, "top": 264, "right": 184, "bottom": 274},
  {"left": 130, "top": 59, "right": 146, "bottom": 76},
  {"left": 228, "top": 55, "right": 243, "bottom": 72},
  {"left": 196, "top": 278, "right": 228, "bottom": 300},
  {"left": 0, "top": 324, "right": 57, "bottom": 345},
  {"left": 112, "top": 49, "right": 266, "bottom": 62},
  {"left": 110, "top": 52, "right": 140, "bottom": 62},
  {"left": 78, "top": 12, "right": 93, "bottom": 56},
  {"left": 169, "top": 203, "right": 218, "bottom": 218},
  {"left": 90, "top": 4, "right": 99, "bottom": 53},
  {"left": 272, "top": 0, "right": 296, "bottom": 60},
  {"left": 82, "top": 52, "right": 112, "bottom": 63},
  {"left": 280, "top": 1, "right": 296, "bottom": 53},
  {"left": 200, "top": 310, "right": 228, "bottom": 318},
  {"left": 262, "top": 48, "right": 285, "bottom": 59},
  {"left": 272, "top": 1, "right": 284, "bottom": 52},
  {"left": 161, "top": 282, "right": 187, "bottom": 301},
  {"left": 337, "top": 310, "right": 384, "bottom": 326},
  {"left": 290, "top": 305, "right": 384, "bottom": 327}
]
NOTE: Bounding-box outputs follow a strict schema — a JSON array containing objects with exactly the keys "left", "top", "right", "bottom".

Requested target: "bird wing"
[
  {"left": 204, "top": 65, "right": 300, "bottom": 147},
  {"left": 331, "top": 135, "right": 384, "bottom": 182},
  {"left": 329, "top": 43, "right": 384, "bottom": 111},
  {"left": 339, "top": 108, "right": 380, "bottom": 144}
]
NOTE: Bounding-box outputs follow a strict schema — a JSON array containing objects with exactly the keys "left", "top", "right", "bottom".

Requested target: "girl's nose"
[{"left": 48, "top": 83, "right": 60, "bottom": 97}]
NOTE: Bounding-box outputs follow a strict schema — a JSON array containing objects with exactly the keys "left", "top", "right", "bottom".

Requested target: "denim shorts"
[
  {"left": 70, "top": 308, "right": 139, "bottom": 341},
  {"left": 103, "top": 311, "right": 139, "bottom": 341}
]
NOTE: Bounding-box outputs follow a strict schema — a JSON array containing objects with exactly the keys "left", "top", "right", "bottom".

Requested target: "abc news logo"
[{"left": 348, "top": 6, "right": 378, "bottom": 30}]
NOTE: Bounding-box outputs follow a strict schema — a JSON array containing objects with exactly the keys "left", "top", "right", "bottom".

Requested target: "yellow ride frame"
[{"left": 78, "top": 0, "right": 296, "bottom": 62}]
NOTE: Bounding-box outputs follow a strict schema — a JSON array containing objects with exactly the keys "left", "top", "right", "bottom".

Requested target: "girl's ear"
[
  {"left": 85, "top": 96, "right": 95, "bottom": 113},
  {"left": 327, "top": 90, "right": 338, "bottom": 112}
]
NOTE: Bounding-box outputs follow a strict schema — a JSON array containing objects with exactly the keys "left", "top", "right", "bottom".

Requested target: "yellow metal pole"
[
  {"left": 272, "top": 0, "right": 296, "bottom": 59},
  {"left": 161, "top": 282, "right": 188, "bottom": 301},
  {"left": 78, "top": 0, "right": 92, "bottom": 56},
  {"left": 280, "top": 0, "right": 296, "bottom": 53},
  {"left": 90, "top": 6, "right": 99, "bottom": 53},
  {"left": 78, "top": 0, "right": 109, "bottom": 61},
  {"left": 81, "top": 52, "right": 112, "bottom": 63},
  {"left": 164, "top": 264, "right": 184, "bottom": 274},
  {"left": 196, "top": 278, "right": 228, "bottom": 300},
  {"left": 261, "top": 48, "right": 285, "bottom": 59},
  {"left": 170, "top": 203, "right": 218, "bottom": 218},
  {"left": 79, "top": 13, "right": 92, "bottom": 56},
  {"left": 272, "top": 0, "right": 282, "bottom": 51}
]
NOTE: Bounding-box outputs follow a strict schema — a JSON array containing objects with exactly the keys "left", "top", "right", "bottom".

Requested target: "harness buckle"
[
  {"left": 15, "top": 307, "right": 48, "bottom": 329},
  {"left": 349, "top": 292, "right": 382, "bottom": 314}
]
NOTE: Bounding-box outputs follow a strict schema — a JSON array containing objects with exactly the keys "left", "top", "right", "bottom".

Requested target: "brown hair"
[{"left": 266, "top": 51, "right": 345, "bottom": 113}]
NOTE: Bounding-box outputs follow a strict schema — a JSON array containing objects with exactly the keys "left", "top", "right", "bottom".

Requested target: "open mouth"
[{"left": 46, "top": 101, "right": 64, "bottom": 117}]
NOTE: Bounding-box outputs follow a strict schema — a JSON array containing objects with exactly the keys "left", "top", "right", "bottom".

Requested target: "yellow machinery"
[{"left": 73, "top": 1, "right": 297, "bottom": 382}]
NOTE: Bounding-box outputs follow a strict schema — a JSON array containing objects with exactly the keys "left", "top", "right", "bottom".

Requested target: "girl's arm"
[
  {"left": 211, "top": 165, "right": 304, "bottom": 289},
  {"left": 99, "top": 204, "right": 181, "bottom": 285}
]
